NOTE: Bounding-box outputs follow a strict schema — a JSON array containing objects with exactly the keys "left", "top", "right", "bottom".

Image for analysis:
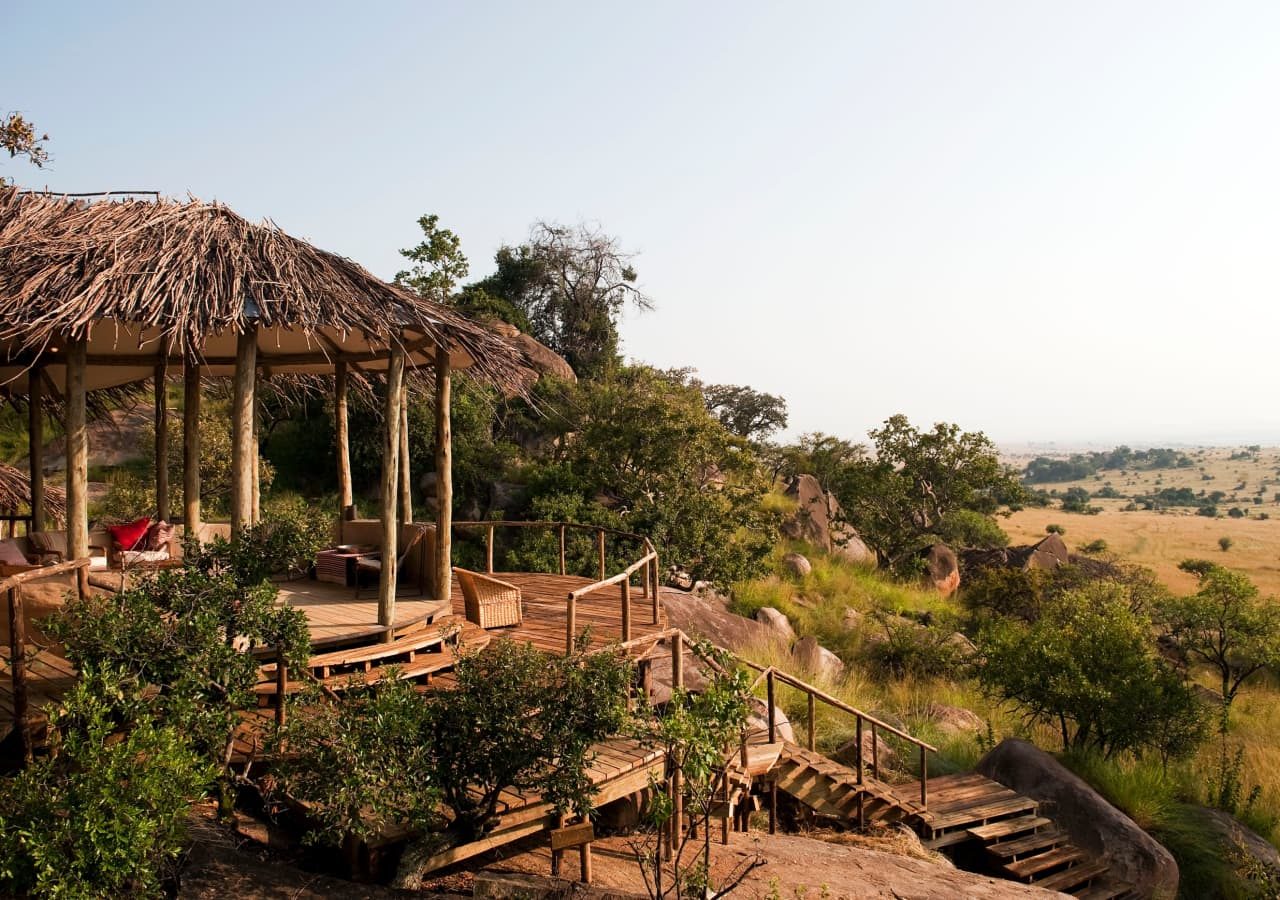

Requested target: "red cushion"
[{"left": 108, "top": 516, "right": 152, "bottom": 552}]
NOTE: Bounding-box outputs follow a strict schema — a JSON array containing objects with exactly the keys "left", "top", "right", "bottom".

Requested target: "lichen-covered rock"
[
  {"left": 783, "top": 552, "right": 812, "bottom": 577},
  {"left": 920, "top": 543, "right": 961, "bottom": 596},
  {"left": 755, "top": 606, "right": 796, "bottom": 642},
  {"left": 928, "top": 703, "right": 985, "bottom": 737},
  {"left": 791, "top": 635, "right": 845, "bottom": 682}
]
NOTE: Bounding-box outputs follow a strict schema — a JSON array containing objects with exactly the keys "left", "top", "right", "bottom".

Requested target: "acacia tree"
[
  {"left": 828, "top": 416, "right": 1024, "bottom": 568},
  {"left": 469, "top": 221, "right": 652, "bottom": 377},
  {"left": 1159, "top": 561, "right": 1280, "bottom": 728}
]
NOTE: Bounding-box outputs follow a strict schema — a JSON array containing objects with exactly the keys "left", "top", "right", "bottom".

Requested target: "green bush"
[
  {"left": 978, "top": 583, "right": 1207, "bottom": 760},
  {"left": 863, "top": 611, "right": 971, "bottom": 680},
  {"left": 0, "top": 669, "right": 212, "bottom": 899}
]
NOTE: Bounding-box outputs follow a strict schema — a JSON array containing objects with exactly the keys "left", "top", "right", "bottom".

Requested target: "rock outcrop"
[
  {"left": 659, "top": 588, "right": 785, "bottom": 652},
  {"left": 928, "top": 703, "right": 985, "bottom": 737},
  {"left": 977, "top": 738, "right": 1178, "bottom": 899},
  {"left": 754, "top": 607, "right": 795, "bottom": 642},
  {"left": 781, "top": 474, "right": 875, "bottom": 567},
  {"left": 782, "top": 552, "right": 812, "bottom": 578},
  {"left": 492, "top": 321, "right": 576, "bottom": 386},
  {"left": 920, "top": 543, "right": 960, "bottom": 596},
  {"left": 791, "top": 635, "right": 844, "bottom": 682}
]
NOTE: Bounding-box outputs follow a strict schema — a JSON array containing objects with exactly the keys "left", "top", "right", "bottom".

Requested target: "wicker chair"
[
  {"left": 354, "top": 524, "right": 428, "bottom": 599},
  {"left": 454, "top": 567, "right": 523, "bottom": 629}
]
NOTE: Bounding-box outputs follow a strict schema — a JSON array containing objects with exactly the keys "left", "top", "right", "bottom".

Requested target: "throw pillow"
[
  {"left": 0, "top": 539, "right": 28, "bottom": 565},
  {"left": 108, "top": 516, "right": 152, "bottom": 553},
  {"left": 146, "top": 520, "right": 176, "bottom": 552}
]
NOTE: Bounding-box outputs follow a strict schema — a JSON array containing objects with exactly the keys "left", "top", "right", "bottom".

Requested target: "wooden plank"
[{"left": 549, "top": 821, "right": 594, "bottom": 851}]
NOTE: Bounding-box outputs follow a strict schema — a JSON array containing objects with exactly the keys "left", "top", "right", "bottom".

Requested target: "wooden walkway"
[
  {"left": 0, "top": 645, "right": 77, "bottom": 748},
  {"left": 278, "top": 571, "right": 666, "bottom": 655}
]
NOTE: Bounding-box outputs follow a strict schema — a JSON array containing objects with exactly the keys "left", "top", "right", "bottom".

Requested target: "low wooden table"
[{"left": 315, "top": 546, "right": 375, "bottom": 586}]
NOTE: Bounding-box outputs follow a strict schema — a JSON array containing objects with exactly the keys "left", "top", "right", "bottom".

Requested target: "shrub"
[
  {"left": 1046, "top": 523, "right": 1065, "bottom": 535},
  {"left": 1219, "top": 536, "right": 1234, "bottom": 552},
  {"left": 864, "top": 611, "right": 971, "bottom": 680},
  {"left": 0, "top": 669, "right": 212, "bottom": 899},
  {"left": 935, "top": 508, "right": 1009, "bottom": 549},
  {"left": 1080, "top": 539, "right": 1109, "bottom": 554},
  {"left": 978, "top": 583, "right": 1207, "bottom": 760}
]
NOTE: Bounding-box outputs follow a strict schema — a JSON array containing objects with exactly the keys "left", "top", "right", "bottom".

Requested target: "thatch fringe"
[
  {"left": 0, "top": 463, "right": 66, "bottom": 523},
  {"left": 0, "top": 185, "right": 531, "bottom": 395}
]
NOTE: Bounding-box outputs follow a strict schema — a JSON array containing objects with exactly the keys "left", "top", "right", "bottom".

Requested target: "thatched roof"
[
  {"left": 0, "top": 464, "right": 66, "bottom": 523},
  {"left": 0, "top": 185, "right": 530, "bottom": 394}
]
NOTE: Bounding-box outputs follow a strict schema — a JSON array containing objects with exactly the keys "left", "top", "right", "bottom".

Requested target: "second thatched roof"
[
  {"left": 0, "top": 463, "right": 66, "bottom": 524},
  {"left": 0, "top": 185, "right": 531, "bottom": 394}
]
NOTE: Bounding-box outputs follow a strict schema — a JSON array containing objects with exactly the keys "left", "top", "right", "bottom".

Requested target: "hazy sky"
[{"left": 8, "top": 2, "right": 1280, "bottom": 446}]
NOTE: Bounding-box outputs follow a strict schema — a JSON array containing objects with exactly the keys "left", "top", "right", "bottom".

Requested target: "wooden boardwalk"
[
  {"left": 278, "top": 571, "right": 666, "bottom": 655},
  {"left": 0, "top": 645, "right": 77, "bottom": 748}
]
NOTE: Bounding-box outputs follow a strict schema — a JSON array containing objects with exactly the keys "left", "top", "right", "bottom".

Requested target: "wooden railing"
[
  {"left": 605, "top": 628, "right": 937, "bottom": 814},
  {"left": 1, "top": 514, "right": 34, "bottom": 539},
  {"left": 451, "top": 520, "right": 661, "bottom": 653},
  {"left": 740, "top": 660, "right": 937, "bottom": 810},
  {"left": 3, "top": 558, "right": 91, "bottom": 764}
]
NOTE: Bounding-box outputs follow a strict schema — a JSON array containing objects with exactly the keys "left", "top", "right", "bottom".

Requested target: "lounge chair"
[
  {"left": 354, "top": 523, "right": 429, "bottom": 599},
  {"left": 454, "top": 567, "right": 523, "bottom": 629}
]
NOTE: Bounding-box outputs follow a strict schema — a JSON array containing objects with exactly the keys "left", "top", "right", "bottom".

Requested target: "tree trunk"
[
  {"left": 378, "top": 344, "right": 406, "bottom": 636},
  {"left": 154, "top": 360, "right": 169, "bottom": 521},
  {"left": 231, "top": 326, "right": 257, "bottom": 537},
  {"left": 65, "top": 337, "right": 88, "bottom": 561},
  {"left": 399, "top": 381, "right": 412, "bottom": 523},
  {"left": 335, "top": 360, "right": 354, "bottom": 519},
  {"left": 27, "top": 367, "right": 43, "bottom": 532},
  {"left": 434, "top": 346, "right": 452, "bottom": 602},
  {"left": 184, "top": 362, "right": 202, "bottom": 537}
]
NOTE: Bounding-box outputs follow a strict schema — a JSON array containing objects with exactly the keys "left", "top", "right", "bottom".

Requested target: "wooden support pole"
[
  {"left": 769, "top": 781, "right": 778, "bottom": 835},
  {"left": 252, "top": 389, "right": 262, "bottom": 525},
  {"left": 855, "top": 715, "right": 864, "bottom": 784},
  {"left": 486, "top": 524, "right": 495, "bottom": 574},
  {"left": 378, "top": 344, "right": 406, "bottom": 637},
  {"left": 27, "top": 367, "right": 44, "bottom": 533},
  {"left": 620, "top": 578, "right": 631, "bottom": 642},
  {"left": 183, "top": 362, "right": 202, "bottom": 538},
  {"left": 65, "top": 337, "right": 88, "bottom": 563},
  {"left": 154, "top": 360, "right": 169, "bottom": 521},
  {"left": 7, "top": 586, "right": 31, "bottom": 765},
  {"left": 433, "top": 345, "right": 453, "bottom": 603},
  {"left": 579, "top": 839, "right": 592, "bottom": 884},
  {"left": 871, "top": 723, "right": 879, "bottom": 780},
  {"left": 551, "top": 814, "right": 567, "bottom": 877},
  {"left": 230, "top": 327, "right": 257, "bottom": 537},
  {"left": 275, "top": 646, "right": 288, "bottom": 728},
  {"left": 335, "top": 360, "right": 354, "bottom": 520},
  {"left": 671, "top": 631, "right": 684, "bottom": 850},
  {"left": 641, "top": 554, "right": 650, "bottom": 600},
  {"left": 558, "top": 525, "right": 567, "bottom": 575},
  {"left": 399, "top": 381, "right": 412, "bottom": 523},
  {"left": 808, "top": 691, "right": 817, "bottom": 752},
  {"left": 597, "top": 529, "right": 606, "bottom": 581},
  {"left": 672, "top": 631, "right": 684, "bottom": 691},
  {"left": 565, "top": 594, "right": 576, "bottom": 653}
]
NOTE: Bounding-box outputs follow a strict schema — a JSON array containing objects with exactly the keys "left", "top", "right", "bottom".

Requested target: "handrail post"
[
  {"left": 486, "top": 524, "right": 495, "bottom": 574},
  {"left": 596, "top": 529, "right": 606, "bottom": 581},
  {"left": 766, "top": 670, "right": 777, "bottom": 743},
  {"left": 641, "top": 555, "right": 650, "bottom": 601},
  {"left": 855, "top": 715, "right": 864, "bottom": 784},
  {"left": 920, "top": 746, "right": 928, "bottom": 810},
  {"left": 671, "top": 631, "right": 684, "bottom": 691},
  {"left": 7, "top": 586, "right": 31, "bottom": 766},
  {"left": 566, "top": 593, "right": 576, "bottom": 654},
  {"left": 559, "top": 525, "right": 567, "bottom": 576},
  {"left": 807, "top": 691, "right": 816, "bottom": 752},
  {"left": 650, "top": 554, "right": 660, "bottom": 625},
  {"left": 619, "top": 578, "right": 631, "bottom": 642},
  {"left": 871, "top": 723, "right": 879, "bottom": 780}
]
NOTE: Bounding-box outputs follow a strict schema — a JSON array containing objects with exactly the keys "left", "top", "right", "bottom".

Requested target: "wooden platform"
[
  {"left": 278, "top": 571, "right": 666, "bottom": 655},
  {"left": 0, "top": 645, "right": 77, "bottom": 746}
]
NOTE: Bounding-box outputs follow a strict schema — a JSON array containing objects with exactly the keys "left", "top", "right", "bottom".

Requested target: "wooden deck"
[
  {"left": 278, "top": 571, "right": 667, "bottom": 654},
  {"left": 0, "top": 645, "right": 77, "bottom": 747}
]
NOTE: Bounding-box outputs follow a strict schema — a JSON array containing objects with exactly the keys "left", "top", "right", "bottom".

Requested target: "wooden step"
[
  {"left": 987, "top": 828, "right": 1067, "bottom": 860},
  {"left": 1033, "top": 860, "right": 1109, "bottom": 894},
  {"left": 924, "top": 796, "right": 1038, "bottom": 831},
  {"left": 306, "top": 620, "right": 460, "bottom": 675},
  {"left": 1005, "top": 845, "right": 1085, "bottom": 879},
  {"left": 968, "top": 814, "right": 1053, "bottom": 842}
]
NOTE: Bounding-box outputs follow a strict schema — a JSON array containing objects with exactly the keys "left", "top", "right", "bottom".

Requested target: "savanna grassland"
[{"left": 1002, "top": 446, "right": 1280, "bottom": 595}]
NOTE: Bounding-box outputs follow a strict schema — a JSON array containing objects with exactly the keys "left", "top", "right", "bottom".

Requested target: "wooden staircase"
[
  {"left": 763, "top": 740, "right": 1130, "bottom": 897},
  {"left": 254, "top": 615, "right": 490, "bottom": 703}
]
